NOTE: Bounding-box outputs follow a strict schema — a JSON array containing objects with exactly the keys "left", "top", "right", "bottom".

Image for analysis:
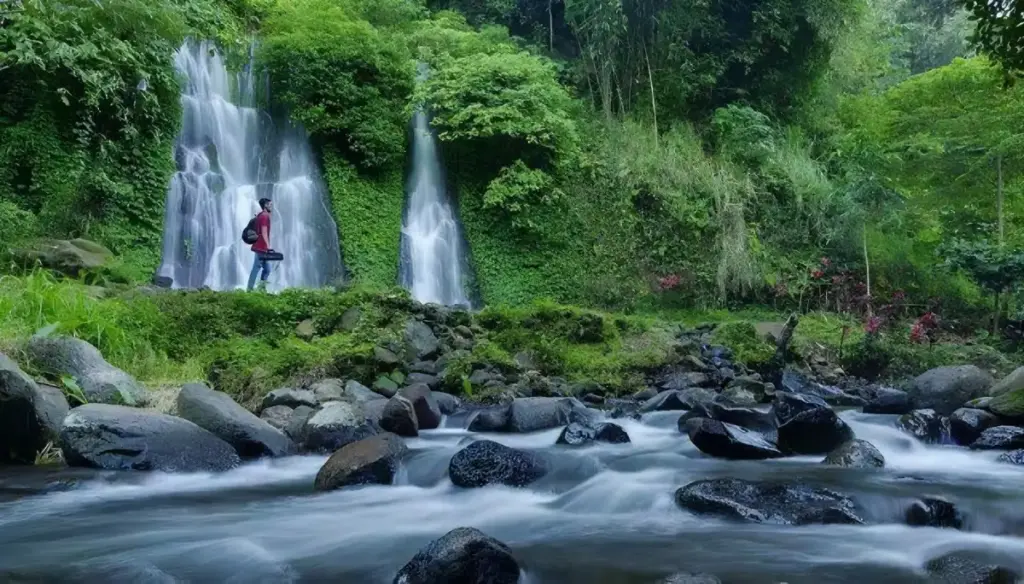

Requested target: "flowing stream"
[
  {"left": 398, "top": 66, "right": 472, "bottom": 307},
  {"left": 156, "top": 40, "right": 343, "bottom": 292},
  {"left": 2, "top": 410, "right": 1024, "bottom": 583}
]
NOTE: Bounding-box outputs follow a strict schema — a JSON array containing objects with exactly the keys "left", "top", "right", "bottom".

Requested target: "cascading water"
[
  {"left": 398, "top": 65, "right": 472, "bottom": 307},
  {"left": 156, "top": 40, "right": 343, "bottom": 291}
]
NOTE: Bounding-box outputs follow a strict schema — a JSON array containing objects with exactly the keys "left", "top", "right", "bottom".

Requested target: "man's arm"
[{"left": 260, "top": 215, "right": 271, "bottom": 249}]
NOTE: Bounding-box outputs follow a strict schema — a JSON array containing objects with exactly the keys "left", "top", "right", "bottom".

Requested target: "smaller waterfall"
[{"left": 399, "top": 67, "right": 472, "bottom": 307}]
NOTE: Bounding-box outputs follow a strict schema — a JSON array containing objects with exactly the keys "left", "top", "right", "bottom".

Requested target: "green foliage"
[
  {"left": 942, "top": 239, "right": 1024, "bottom": 294},
  {"left": 482, "top": 161, "right": 559, "bottom": 231},
  {"left": 710, "top": 322, "right": 775, "bottom": 369},
  {"left": 961, "top": 0, "right": 1024, "bottom": 76}
]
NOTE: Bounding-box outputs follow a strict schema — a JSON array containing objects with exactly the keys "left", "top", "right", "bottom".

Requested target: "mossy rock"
[
  {"left": 11, "top": 238, "right": 113, "bottom": 277},
  {"left": 710, "top": 322, "right": 774, "bottom": 368},
  {"left": 989, "top": 387, "right": 1024, "bottom": 420}
]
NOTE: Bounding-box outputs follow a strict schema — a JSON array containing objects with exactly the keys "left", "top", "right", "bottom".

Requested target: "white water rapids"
[
  {"left": 156, "top": 40, "right": 343, "bottom": 292},
  {"left": 2, "top": 410, "right": 1024, "bottom": 583}
]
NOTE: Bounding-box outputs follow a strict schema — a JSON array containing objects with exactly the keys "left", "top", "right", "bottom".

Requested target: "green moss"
[
  {"left": 710, "top": 321, "right": 775, "bottom": 368},
  {"left": 989, "top": 387, "right": 1024, "bottom": 419}
]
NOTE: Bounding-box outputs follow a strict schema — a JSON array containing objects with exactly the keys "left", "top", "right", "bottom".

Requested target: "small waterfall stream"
[
  {"left": 398, "top": 66, "right": 472, "bottom": 307},
  {"left": 157, "top": 40, "right": 343, "bottom": 291}
]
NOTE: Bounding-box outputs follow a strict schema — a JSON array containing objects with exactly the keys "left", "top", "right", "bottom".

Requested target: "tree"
[{"left": 960, "top": 0, "right": 1024, "bottom": 75}]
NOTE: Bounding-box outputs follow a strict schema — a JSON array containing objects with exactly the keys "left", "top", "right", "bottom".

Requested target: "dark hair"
[{"left": 258, "top": 198, "right": 272, "bottom": 210}]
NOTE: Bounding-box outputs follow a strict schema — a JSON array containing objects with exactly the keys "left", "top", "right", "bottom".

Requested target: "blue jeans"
[{"left": 247, "top": 252, "right": 271, "bottom": 290}]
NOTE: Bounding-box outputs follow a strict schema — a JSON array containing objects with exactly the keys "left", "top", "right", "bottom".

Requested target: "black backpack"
[{"left": 242, "top": 215, "right": 259, "bottom": 244}]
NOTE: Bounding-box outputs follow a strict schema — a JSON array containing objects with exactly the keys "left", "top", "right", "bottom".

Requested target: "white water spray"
[{"left": 157, "top": 40, "right": 343, "bottom": 291}]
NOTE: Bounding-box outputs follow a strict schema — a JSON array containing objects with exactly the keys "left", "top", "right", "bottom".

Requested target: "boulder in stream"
[
  {"left": 260, "top": 405, "right": 294, "bottom": 432},
  {"left": 925, "top": 553, "right": 1019, "bottom": 584},
  {"left": 896, "top": 409, "right": 951, "bottom": 444},
  {"left": 969, "top": 426, "right": 1024, "bottom": 450},
  {"left": 59, "top": 404, "right": 239, "bottom": 472},
  {"left": 674, "top": 478, "right": 863, "bottom": 525},
  {"left": 686, "top": 418, "right": 783, "bottom": 460},
  {"left": 301, "top": 401, "right": 378, "bottom": 453},
  {"left": 556, "top": 422, "right": 630, "bottom": 446},
  {"left": 433, "top": 391, "right": 461, "bottom": 415},
  {"left": 773, "top": 392, "right": 853, "bottom": 455},
  {"left": 905, "top": 496, "right": 963, "bottom": 529},
  {"left": 949, "top": 408, "right": 1000, "bottom": 446},
  {"left": 398, "top": 384, "right": 442, "bottom": 430},
  {"left": 862, "top": 387, "right": 913, "bottom": 415},
  {"left": 176, "top": 383, "right": 295, "bottom": 458},
  {"left": 906, "top": 365, "right": 994, "bottom": 415},
  {"left": 467, "top": 405, "right": 511, "bottom": 432},
  {"left": 996, "top": 449, "right": 1024, "bottom": 465},
  {"left": 380, "top": 395, "right": 419, "bottom": 437},
  {"left": 448, "top": 440, "right": 547, "bottom": 488},
  {"left": 392, "top": 527, "right": 520, "bottom": 584},
  {"left": 1, "top": 353, "right": 69, "bottom": 464},
  {"left": 640, "top": 388, "right": 715, "bottom": 413},
  {"left": 310, "top": 378, "right": 345, "bottom": 403},
  {"left": 506, "top": 397, "right": 595, "bottom": 433},
  {"left": 313, "top": 433, "right": 408, "bottom": 492},
  {"left": 261, "top": 388, "right": 318, "bottom": 411},
  {"left": 26, "top": 336, "right": 148, "bottom": 406},
  {"left": 822, "top": 439, "right": 885, "bottom": 469}
]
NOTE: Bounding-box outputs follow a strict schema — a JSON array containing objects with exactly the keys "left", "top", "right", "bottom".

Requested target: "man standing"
[{"left": 247, "top": 198, "right": 273, "bottom": 291}]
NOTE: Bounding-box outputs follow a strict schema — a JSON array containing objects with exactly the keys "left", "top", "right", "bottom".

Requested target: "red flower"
[
  {"left": 865, "top": 316, "right": 883, "bottom": 334},
  {"left": 812, "top": 270, "right": 824, "bottom": 279}
]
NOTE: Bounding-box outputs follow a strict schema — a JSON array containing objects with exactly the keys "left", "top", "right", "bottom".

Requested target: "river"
[{"left": 1, "top": 410, "right": 1023, "bottom": 583}]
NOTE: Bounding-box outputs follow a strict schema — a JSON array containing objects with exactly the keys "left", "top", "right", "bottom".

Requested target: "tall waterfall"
[
  {"left": 398, "top": 67, "right": 472, "bottom": 307},
  {"left": 157, "top": 40, "right": 343, "bottom": 291}
]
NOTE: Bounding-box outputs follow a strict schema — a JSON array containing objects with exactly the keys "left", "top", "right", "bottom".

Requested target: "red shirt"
[{"left": 251, "top": 211, "right": 271, "bottom": 252}]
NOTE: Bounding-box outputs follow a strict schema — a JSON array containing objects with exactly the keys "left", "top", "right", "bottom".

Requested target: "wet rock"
[
  {"left": 660, "top": 574, "right": 722, "bottom": 584},
  {"left": 433, "top": 391, "right": 461, "bottom": 415},
  {"left": 896, "top": 409, "right": 952, "bottom": 444},
  {"left": 674, "top": 478, "right": 863, "bottom": 525},
  {"left": 506, "top": 397, "right": 593, "bottom": 433},
  {"left": 301, "top": 401, "right": 377, "bottom": 453},
  {"left": 410, "top": 360, "right": 438, "bottom": 375},
  {"left": 286, "top": 405, "right": 315, "bottom": 442},
  {"left": 26, "top": 336, "right": 148, "bottom": 406},
  {"left": 906, "top": 365, "right": 994, "bottom": 416},
  {"left": 686, "top": 418, "right": 783, "bottom": 460},
  {"left": 262, "top": 388, "right": 318, "bottom": 411},
  {"left": 362, "top": 399, "right": 389, "bottom": 426},
  {"left": 373, "top": 376, "right": 400, "bottom": 398},
  {"left": 373, "top": 346, "right": 401, "bottom": 366},
  {"left": 905, "top": 496, "right": 963, "bottom": 529},
  {"left": 862, "top": 387, "right": 913, "bottom": 415},
  {"left": 380, "top": 396, "right": 418, "bottom": 437},
  {"left": 781, "top": 370, "right": 864, "bottom": 406},
  {"left": 1, "top": 353, "right": 69, "bottom": 464},
  {"left": 632, "top": 387, "right": 659, "bottom": 401},
  {"left": 448, "top": 440, "right": 547, "bottom": 488},
  {"left": 988, "top": 386, "right": 1024, "bottom": 421},
  {"left": 392, "top": 527, "right": 520, "bottom": 584},
  {"left": 966, "top": 396, "right": 994, "bottom": 410},
  {"left": 556, "top": 422, "right": 630, "bottom": 446},
  {"left": 949, "top": 408, "right": 1001, "bottom": 446},
  {"left": 405, "top": 320, "right": 440, "bottom": 360},
  {"left": 177, "top": 383, "right": 295, "bottom": 458},
  {"left": 773, "top": 391, "right": 830, "bottom": 425},
  {"left": 406, "top": 372, "right": 440, "bottom": 389},
  {"left": 925, "top": 553, "right": 1019, "bottom": 583},
  {"left": 660, "top": 371, "right": 711, "bottom": 391},
  {"left": 59, "top": 404, "right": 239, "bottom": 472},
  {"left": 996, "top": 449, "right": 1024, "bottom": 465},
  {"left": 313, "top": 433, "right": 407, "bottom": 492},
  {"left": 260, "top": 405, "right": 294, "bottom": 433},
  {"left": 344, "top": 380, "right": 381, "bottom": 405},
  {"left": 309, "top": 378, "right": 344, "bottom": 402},
  {"left": 467, "top": 405, "right": 510, "bottom": 432},
  {"left": 718, "top": 385, "right": 761, "bottom": 407},
  {"left": 989, "top": 366, "right": 1024, "bottom": 397},
  {"left": 773, "top": 393, "right": 854, "bottom": 455},
  {"left": 969, "top": 426, "right": 1024, "bottom": 450},
  {"left": 822, "top": 439, "right": 885, "bottom": 469},
  {"left": 582, "top": 393, "right": 605, "bottom": 405},
  {"left": 640, "top": 388, "right": 716, "bottom": 413},
  {"left": 399, "top": 384, "right": 442, "bottom": 430}
]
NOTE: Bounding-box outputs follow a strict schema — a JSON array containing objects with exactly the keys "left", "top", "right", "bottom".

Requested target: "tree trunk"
[
  {"left": 642, "top": 39, "right": 658, "bottom": 148},
  {"left": 768, "top": 313, "right": 800, "bottom": 388},
  {"left": 997, "top": 153, "right": 1004, "bottom": 247},
  {"left": 863, "top": 222, "right": 872, "bottom": 317},
  {"left": 548, "top": 0, "right": 554, "bottom": 53}
]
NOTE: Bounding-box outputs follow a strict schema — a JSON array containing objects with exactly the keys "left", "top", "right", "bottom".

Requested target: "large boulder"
[
  {"left": 261, "top": 388, "right": 318, "bottom": 410},
  {"left": 398, "top": 384, "right": 443, "bottom": 430},
  {"left": 313, "top": 433, "right": 408, "bottom": 492},
  {"left": 988, "top": 387, "right": 1024, "bottom": 421},
  {"left": 405, "top": 320, "right": 441, "bottom": 360},
  {"left": 344, "top": 380, "right": 382, "bottom": 405},
  {"left": 59, "top": 404, "right": 239, "bottom": 472},
  {"left": 380, "top": 396, "right": 419, "bottom": 437},
  {"left": 822, "top": 439, "right": 885, "bottom": 469},
  {"left": 505, "top": 397, "right": 593, "bottom": 433},
  {"left": 26, "top": 336, "right": 148, "bottom": 406},
  {"left": 925, "top": 553, "right": 1019, "bottom": 583},
  {"left": 176, "top": 383, "right": 295, "bottom": 458},
  {"left": 556, "top": 422, "right": 630, "bottom": 446},
  {"left": 640, "top": 388, "right": 715, "bottom": 413},
  {"left": 686, "top": 418, "right": 783, "bottom": 460},
  {"left": 896, "top": 409, "right": 951, "bottom": 444},
  {"left": 674, "top": 478, "right": 863, "bottom": 525},
  {"left": 301, "top": 401, "right": 378, "bottom": 453},
  {"left": 949, "top": 408, "right": 1001, "bottom": 446},
  {"left": 906, "top": 365, "right": 994, "bottom": 415},
  {"left": 260, "top": 405, "right": 294, "bottom": 432},
  {"left": 969, "top": 426, "right": 1024, "bottom": 450},
  {"left": 862, "top": 387, "right": 914, "bottom": 415},
  {"left": 905, "top": 497, "right": 963, "bottom": 529},
  {"left": 679, "top": 402, "right": 777, "bottom": 437},
  {"left": 773, "top": 392, "right": 853, "bottom": 455},
  {"left": 989, "top": 366, "right": 1024, "bottom": 397},
  {"left": 286, "top": 405, "right": 316, "bottom": 442},
  {"left": 1, "top": 354, "right": 69, "bottom": 464},
  {"left": 448, "top": 440, "right": 547, "bottom": 488},
  {"left": 310, "top": 379, "right": 345, "bottom": 403},
  {"left": 11, "top": 238, "right": 112, "bottom": 277},
  {"left": 392, "top": 527, "right": 520, "bottom": 584},
  {"left": 433, "top": 392, "right": 461, "bottom": 415}
]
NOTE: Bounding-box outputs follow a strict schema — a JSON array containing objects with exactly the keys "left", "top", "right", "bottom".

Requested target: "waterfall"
[
  {"left": 156, "top": 40, "right": 343, "bottom": 291},
  {"left": 398, "top": 66, "right": 472, "bottom": 307}
]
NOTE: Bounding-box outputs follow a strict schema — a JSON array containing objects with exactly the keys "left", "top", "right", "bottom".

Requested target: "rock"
[
  {"left": 390, "top": 371, "right": 407, "bottom": 385},
  {"left": 433, "top": 391, "right": 461, "bottom": 415},
  {"left": 468, "top": 369, "right": 501, "bottom": 387},
  {"left": 262, "top": 388, "right": 318, "bottom": 411},
  {"left": 286, "top": 405, "right": 315, "bottom": 442},
  {"left": 12, "top": 238, "right": 112, "bottom": 277},
  {"left": 406, "top": 372, "right": 440, "bottom": 389},
  {"left": 260, "top": 405, "right": 294, "bottom": 432},
  {"left": 996, "top": 450, "right": 1024, "bottom": 465},
  {"left": 309, "top": 379, "right": 344, "bottom": 403},
  {"left": 582, "top": 393, "right": 605, "bottom": 405},
  {"left": 674, "top": 478, "right": 863, "bottom": 525},
  {"left": 717, "top": 385, "right": 761, "bottom": 407},
  {"left": 687, "top": 418, "right": 783, "bottom": 460},
  {"left": 392, "top": 527, "right": 520, "bottom": 584},
  {"left": 660, "top": 574, "right": 722, "bottom": 584},
  {"left": 773, "top": 391, "right": 829, "bottom": 425},
  {"left": 988, "top": 387, "right": 1024, "bottom": 421},
  {"left": 780, "top": 369, "right": 864, "bottom": 406},
  {"left": 399, "top": 384, "right": 443, "bottom": 430},
  {"left": 773, "top": 392, "right": 854, "bottom": 455},
  {"left": 374, "top": 346, "right": 401, "bottom": 366},
  {"left": 26, "top": 336, "right": 148, "bottom": 406},
  {"left": 497, "top": 397, "right": 586, "bottom": 433},
  {"left": 822, "top": 439, "right": 885, "bottom": 468},
  {"left": 344, "top": 380, "right": 381, "bottom": 405},
  {"left": 896, "top": 409, "right": 951, "bottom": 444},
  {"left": 340, "top": 307, "right": 362, "bottom": 331},
  {"left": 862, "top": 387, "right": 913, "bottom": 415},
  {"left": 59, "top": 404, "right": 239, "bottom": 472},
  {"left": 680, "top": 401, "right": 778, "bottom": 437},
  {"left": 295, "top": 319, "right": 315, "bottom": 341},
  {"left": 640, "top": 388, "right": 715, "bottom": 413},
  {"left": 660, "top": 371, "right": 711, "bottom": 391},
  {"left": 411, "top": 360, "right": 439, "bottom": 375},
  {"left": 405, "top": 320, "right": 440, "bottom": 360},
  {"left": 967, "top": 396, "right": 994, "bottom": 410},
  {"left": 380, "top": 396, "right": 419, "bottom": 437},
  {"left": 313, "top": 433, "right": 407, "bottom": 492},
  {"left": 301, "top": 401, "right": 377, "bottom": 453},
  {"left": 1, "top": 353, "right": 69, "bottom": 464},
  {"left": 989, "top": 366, "right": 1024, "bottom": 397},
  {"left": 924, "top": 553, "right": 1019, "bottom": 584},
  {"left": 448, "top": 440, "right": 547, "bottom": 488},
  {"left": 906, "top": 365, "right": 994, "bottom": 416},
  {"left": 177, "top": 384, "right": 294, "bottom": 458},
  {"left": 905, "top": 496, "right": 963, "bottom": 529},
  {"left": 152, "top": 275, "right": 174, "bottom": 288},
  {"left": 949, "top": 408, "right": 1001, "bottom": 446},
  {"left": 969, "top": 426, "right": 1024, "bottom": 450},
  {"left": 632, "top": 387, "right": 659, "bottom": 401},
  {"left": 556, "top": 422, "right": 630, "bottom": 446},
  {"left": 373, "top": 376, "right": 400, "bottom": 398}
]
